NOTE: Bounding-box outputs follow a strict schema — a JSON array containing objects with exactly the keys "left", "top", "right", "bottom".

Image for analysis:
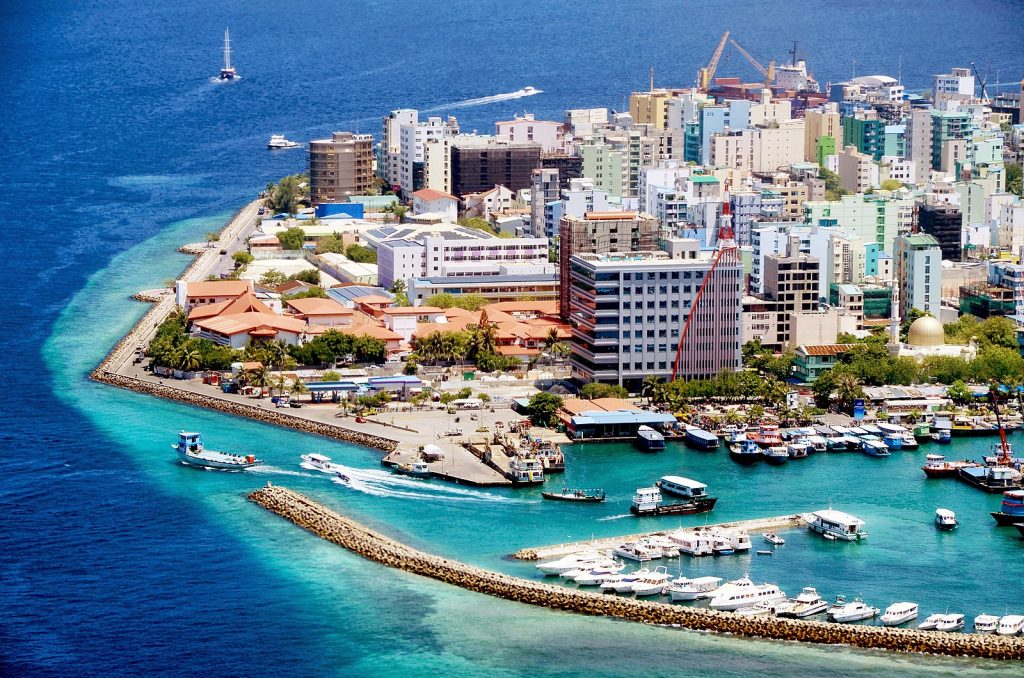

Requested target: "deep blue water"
[{"left": 3, "top": 1, "right": 1024, "bottom": 675}]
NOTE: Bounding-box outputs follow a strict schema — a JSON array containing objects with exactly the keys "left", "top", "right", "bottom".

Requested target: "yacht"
[
  {"left": 777, "top": 587, "right": 828, "bottom": 618},
  {"left": 828, "top": 598, "right": 880, "bottom": 623},
  {"left": 734, "top": 600, "right": 782, "bottom": 617},
  {"left": 601, "top": 572, "right": 643, "bottom": 593},
  {"left": 709, "top": 577, "right": 786, "bottom": 611},
  {"left": 267, "top": 134, "right": 299, "bottom": 149},
  {"left": 880, "top": 602, "right": 919, "bottom": 626},
  {"left": 631, "top": 566, "right": 672, "bottom": 596},
  {"left": 535, "top": 550, "right": 608, "bottom": 576},
  {"left": 174, "top": 431, "right": 260, "bottom": 471},
  {"left": 973, "top": 614, "right": 1000, "bottom": 633},
  {"left": 934, "top": 508, "right": 958, "bottom": 530},
  {"left": 639, "top": 535, "right": 680, "bottom": 558},
  {"left": 997, "top": 614, "right": 1024, "bottom": 636},
  {"left": 805, "top": 509, "right": 868, "bottom": 541},
  {"left": 917, "top": 613, "right": 944, "bottom": 630},
  {"left": 763, "top": 532, "right": 785, "bottom": 546},
  {"left": 301, "top": 452, "right": 335, "bottom": 472},
  {"left": 668, "top": 529, "right": 714, "bottom": 557},
  {"left": 572, "top": 564, "right": 627, "bottom": 586},
  {"left": 218, "top": 28, "right": 237, "bottom": 80},
  {"left": 936, "top": 614, "right": 965, "bottom": 632},
  {"left": 667, "top": 576, "right": 722, "bottom": 601},
  {"left": 990, "top": 489, "right": 1024, "bottom": 525},
  {"left": 612, "top": 541, "right": 656, "bottom": 562},
  {"left": 762, "top": 446, "right": 790, "bottom": 465}
]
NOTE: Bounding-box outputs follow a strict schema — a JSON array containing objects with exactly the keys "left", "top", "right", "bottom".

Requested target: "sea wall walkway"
[{"left": 249, "top": 484, "right": 1024, "bottom": 661}]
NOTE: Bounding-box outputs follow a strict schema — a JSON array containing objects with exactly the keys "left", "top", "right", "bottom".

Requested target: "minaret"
[{"left": 889, "top": 277, "right": 901, "bottom": 345}]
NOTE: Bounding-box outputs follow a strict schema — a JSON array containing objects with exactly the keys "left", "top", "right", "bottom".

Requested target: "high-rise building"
[
  {"left": 804, "top": 106, "right": 842, "bottom": 164},
  {"left": 629, "top": 89, "right": 673, "bottom": 129},
  {"left": 932, "top": 67, "right": 975, "bottom": 105},
  {"left": 398, "top": 116, "right": 459, "bottom": 197},
  {"left": 836, "top": 145, "right": 876, "bottom": 194},
  {"left": 449, "top": 138, "right": 541, "bottom": 196},
  {"left": 308, "top": 132, "right": 374, "bottom": 205},
  {"left": 894, "top": 233, "right": 942, "bottom": 318},
  {"left": 381, "top": 109, "right": 417, "bottom": 186},
  {"left": 904, "top": 109, "right": 933, "bottom": 184},
  {"left": 918, "top": 203, "right": 962, "bottom": 260},
  {"left": 841, "top": 112, "right": 885, "bottom": 160},
  {"left": 530, "top": 168, "right": 560, "bottom": 237},
  {"left": 568, "top": 248, "right": 742, "bottom": 388},
  {"left": 931, "top": 110, "right": 972, "bottom": 171}
]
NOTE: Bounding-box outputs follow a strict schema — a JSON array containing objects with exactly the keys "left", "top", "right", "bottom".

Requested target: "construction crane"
[
  {"left": 970, "top": 62, "right": 990, "bottom": 100},
  {"left": 698, "top": 31, "right": 730, "bottom": 91},
  {"left": 671, "top": 204, "right": 740, "bottom": 380},
  {"left": 728, "top": 38, "right": 775, "bottom": 88}
]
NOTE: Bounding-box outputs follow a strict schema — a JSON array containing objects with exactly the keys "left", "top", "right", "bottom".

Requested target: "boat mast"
[{"left": 223, "top": 28, "right": 232, "bottom": 71}]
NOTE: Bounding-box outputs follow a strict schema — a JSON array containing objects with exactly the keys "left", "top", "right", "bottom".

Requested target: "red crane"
[
  {"left": 989, "top": 387, "right": 1013, "bottom": 466},
  {"left": 671, "top": 203, "right": 739, "bottom": 380}
]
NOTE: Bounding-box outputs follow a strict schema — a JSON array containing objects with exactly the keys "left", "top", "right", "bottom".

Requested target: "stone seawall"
[{"left": 249, "top": 485, "right": 1024, "bottom": 661}]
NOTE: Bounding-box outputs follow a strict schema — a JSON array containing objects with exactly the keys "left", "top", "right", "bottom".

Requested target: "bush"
[
  {"left": 278, "top": 227, "right": 306, "bottom": 251},
  {"left": 580, "top": 383, "right": 629, "bottom": 399},
  {"left": 345, "top": 244, "right": 377, "bottom": 264}
]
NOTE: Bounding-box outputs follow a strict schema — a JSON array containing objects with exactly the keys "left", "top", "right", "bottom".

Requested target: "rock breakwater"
[{"left": 249, "top": 485, "right": 1024, "bottom": 661}]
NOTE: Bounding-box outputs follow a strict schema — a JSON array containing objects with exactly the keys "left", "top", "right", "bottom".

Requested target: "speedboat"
[
  {"left": 763, "top": 532, "right": 785, "bottom": 546},
  {"left": 934, "top": 508, "right": 957, "bottom": 530},
  {"left": 990, "top": 489, "right": 1024, "bottom": 525},
  {"left": 612, "top": 541, "right": 656, "bottom": 562},
  {"left": 828, "top": 598, "right": 879, "bottom": 623},
  {"left": 777, "top": 587, "right": 828, "bottom": 618},
  {"left": 936, "top": 613, "right": 965, "bottom": 632},
  {"left": 521, "top": 86, "right": 540, "bottom": 95},
  {"left": 997, "top": 614, "right": 1024, "bottom": 635},
  {"left": 762, "top": 446, "right": 789, "bottom": 465},
  {"left": 535, "top": 551, "right": 608, "bottom": 576},
  {"left": 174, "top": 431, "right": 260, "bottom": 471},
  {"left": 735, "top": 600, "right": 781, "bottom": 617},
  {"left": 572, "top": 563, "right": 627, "bottom": 586},
  {"left": 267, "top": 134, "right": 299, "bottom": 149},
  {"left": 631, "top": 566, "right": 671, "bottom": 596},
  {"left": 917, "top": 613, "right": 944, "bottom": 630},
  {"left": 709, "top": 577, "right": 786, "bottom": 611},
  {"left": 973, "top": 614, "right": 999, "bottom": 633},
  {"left": 667, "top": 576, "right": 722, "bottom": 601},
  {"left": 301, "top": 453, "right": 335, "bottom": 472},
  {"left": 880, "top": 602, "right": 919, "bottom": 626}
]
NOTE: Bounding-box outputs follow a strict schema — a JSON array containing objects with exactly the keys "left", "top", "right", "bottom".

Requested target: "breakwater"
[{"left": 249, "top": 484, "right": 1024, "bottom": 661}]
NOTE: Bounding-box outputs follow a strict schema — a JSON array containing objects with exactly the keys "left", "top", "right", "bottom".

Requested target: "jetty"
[
  {"left": 249, "top": 485, "right": 1024, "bottom": 661},
  {"left": 511, "top": 514, "right": 805, "bottom": 560}
]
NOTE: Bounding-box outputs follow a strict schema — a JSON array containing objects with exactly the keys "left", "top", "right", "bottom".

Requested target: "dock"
[
  {"left": 511, "top": 514, "right": 806, "bottom": 560},
  {"left": 383, "top": 442, "right": 511, "bottom": 486}
]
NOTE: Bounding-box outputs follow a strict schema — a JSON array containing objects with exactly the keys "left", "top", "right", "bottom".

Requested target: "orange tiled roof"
[
  {"left": 192, "top": 311, "right": 307, "bottom": 337},
  {"left": 186, "top": 280, "right": 253, "bottom": 298},
  {"left": 286, "top": 297, "right": 353, "bottom": 316},
  {"left": 799, "top": 344, "right": 856, "bottom": 356},
  {"left": 412, "top": 188, "right": 458, "bottom": 202}
]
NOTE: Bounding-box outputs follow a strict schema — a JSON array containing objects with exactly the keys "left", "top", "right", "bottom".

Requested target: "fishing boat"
[
  {"left": 541, "top": 487, "right": 606, "bottom": 503},
  {"left": 934, "top": 508, "right": 958, "bottom": 530},
  {"left": 762, "top": 446, "right": 789, "bottom": 465},
  {"left": 630, "top": 486, "right": 717, "bottom": 517},
  {"left": 267, "top": 134, "right": 299, "bottom": 149},
  {"left": 748, "top": 424, "right": 783, "bottom": 447},
  {"left": 973, "top": 614, "right": 1000, "bottom": 633},
  {"left": 936, "top": 614, "right": 965, "bottom": 632},
  {"left": 777, "top": 587, "right": 828, "bottom": 618},
  {"left": 763, "top": 532, "right": 785, "bottom": 546},
  {"left": 173, "top": 431, "right": 260, "bottom": 471},
  {"left": 708, "top": 576, "right": 786, "bottom": 611},
  {"left": 684, "top": 425, "right": 719, "bottom": 451},
  {"left": 881, "top": 602, "right": 919, "bottom": 626},
  {"left": 729, "top": 439, "right": 762, "bottom": 465},
  {"left": 805, "top": 509, "right": 868, "bottom": 541},
  {"left": 828, "top": 598, "right": 879, "bottom": 623},
  {"left": 990, "top": 489, "right": 1024, "bottom": 525},
  {"left": 394, "top": 461, "right": 431, "bottom": 478},
  {"left": 634, "top": 425, "right": 666, "bottom": 452},
  {"left": 218, "top": 28, "right": 237, "bottom": 80},
  {"left": 666, "top": 576, "right": 722, "bottom": 601},
  {"left": 921, "top": 453, "right": 978, "bottom": 478}
]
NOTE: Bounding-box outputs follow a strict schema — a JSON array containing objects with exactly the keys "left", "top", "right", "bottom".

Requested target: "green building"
[
  {"left": 931, "top": 110, "right": 972, "bottom": 171},
  {"left": 816, "top": 136, "right": 836, "bottom": 167},
  {"left": 843, "top": 116, "right": 885, "bottom": 160}
]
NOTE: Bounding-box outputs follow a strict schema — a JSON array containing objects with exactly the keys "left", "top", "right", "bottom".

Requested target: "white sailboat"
[{"left": 219, "top": 28, "right": 237, "bottom": 80}]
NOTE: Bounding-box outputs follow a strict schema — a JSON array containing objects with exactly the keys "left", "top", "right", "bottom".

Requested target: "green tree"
[
  {"left": 266, "top": 175, "right": 307, "bottom": 215},
  {"left": 322, "top": 370, "right": 342, "bottom": 382},
  {"left": 383, "top": 202, "right": 409, "bottom": 223},
  {"left": 315, "top": 234, "right": 347, "bottom": 254},
  {"left": 879, "top": 179, "right": 904, "bottom": 191},
  {"left": 1006, "top": 162, "right": 1022, "bottom": 197},
  {"left": 458, "top": 216, "right": 497, "bottom": 234},
  {"left": 259, "top": 269, "right": 288, "bottom": 287},
  {"left": 206, "top": 231, "right": 221, "bottom": 243},
  {"left": 289, "top": 269, "right": 321, "bottom": 285},
  {"left": 527, "top": 392, "right": 563, "bottom": 427},
  {"left": 278, "top": 227, "right": 306, "bottom": 251},
  {"left": 282, "top": 287, "right": 329, "bottom": 300},
  {"left": 232, "top": 251, "right": 254, "bottom": 268},
  {"left": 580, "top": 383, "right": 629, "bottom": 399},
  {"left": 945, "top": 379, "right": 974, "bottom": 406},
  {"left": 426, "top": 293, "right": 489, "bottom": 311},
  {"left": 345, "top": 243, "right": 377, "bottom": 264},
  {"left": 390, "top": 279, "right": 409, "bottom": 306}
]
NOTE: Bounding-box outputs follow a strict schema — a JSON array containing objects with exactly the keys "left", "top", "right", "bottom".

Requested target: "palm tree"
[
  {"left": 834, "top": 372, "right": 864, "bottom": 413},
  {"left": 758, "top": 377, "right": 787, "bottom": 409},
  {"left": 642, "top": 375, "right": 665, "bottom": 406},
  {"left": 248, "top": 366, "right": 271, "bottom": 391},
  {"left": 176, "top": 345, "right": 200, "bottom": 372},
  {"left": 267, "top": 340, "right": 290, "bottom": 394}
]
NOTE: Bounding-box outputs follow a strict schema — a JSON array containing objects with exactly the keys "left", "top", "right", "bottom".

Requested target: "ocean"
[{"left": 2, "top": 0, "right": 1024, "bottom": 675}]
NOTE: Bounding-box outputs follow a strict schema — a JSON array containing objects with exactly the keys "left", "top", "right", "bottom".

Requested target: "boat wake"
[
  {"left": 429, "top": 87, "right": 542, "bottom": 111},
  {"left": 598, "top": 513, "right": 632, "bottom": 522},
  {"left": 301, "top": 461, "right": 531, "bottom": 504},
  {"left": 249, "top": 466, "right": 318, "bottom": 478}
]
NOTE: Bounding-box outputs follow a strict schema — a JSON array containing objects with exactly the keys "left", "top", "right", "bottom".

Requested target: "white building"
[
  {"left": 752, "top": 120, "right": 805, "bottom": 173},
  {"left": 411, "top": 188, "right": 459, "bottom": 221},
  {"left": 895, "top": 233, "right": 942, "bottom": 318},
  {"left": 496, "top": 113, "right": 567, "bottom": 154},
  {"left": 564, "top": 108, "right": 609, "bottom": 138},
  {"left": 381, "top": 108, "right": 417, "bottom": 187},
  {"left": 398, "top": 116, "right": 459, "bottom": 197},
  {"left": 933, "top": 67, "right": 975, "bottom": 105}
]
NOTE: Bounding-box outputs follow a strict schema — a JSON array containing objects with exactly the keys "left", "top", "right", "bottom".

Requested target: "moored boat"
[
  {"left": 997, "top": 615, "right": 1024, "bottom": 635},
  {"left": 881, "top": 602, "right": 919, "bottom": 626},
  {"left": 805, "top": 509, "right": 868, "bottom": 541},
  {"left": 684, "top": 425, "right": 719, "bottom": 451},
  {"left": 917, "top": 613, "right": 943, "bottom": 630},
  {"left": 667, "top": 529, "right": 713, "bottom": 557},
  {"left": 667, "top": 576, "right": 722, "bottom": 601},
  {"left": 708, "top": 577, "right": 786, "bottom": 611},
  {"left": 921, "top": 453, "right": 977, "bottom": 478},
  {"left": 541, "top": 487, "right": 606, "bottom": 502},
  {"left": 936, "top": 613, "right": 965, "bottom": 632},
  {"left": 174, "top": 431, "right": 260, "bottom": 471},
  {"left": 934, "top": 508, "right": 957, "bottom": 530},
  {"left": 991, "top": 489, "right": 1024, "bottom": 525},
  {"left": 860, "top": 438, "right": 890, "bottom": 457},
  {"left": 762, "top": 446, "right": 789, "bottom": 465},
  {"left": 957, "top": 465, "right": 1022, "bottom": 493},
  {"left": 394, "top": 461, "right": 431, "bottom": 478},
  {"left": 763, "top": 532, "right": 785, "bottom": 546},
  {"left": 973, "top": 614, "right": 1000, "bottom": 633},
  {"left": 828, "top": 598, "right": 879, "bottom": 623},
  {"left": 611, "top": 541, "right": 657, "bottom": 562},
  {"left": 729, "top": 439, "right": 762, "bottom": 465},
  {"left": 777, "top": 586, "right": 828, "bottom": 618},
  {"left": 634, "top": 425, "right": 666, "bottom": 452},
  {"left": 748, "top": 424, "right": 783, "bottom": 447},
  {"left": 787, "top": 442, "right": 811, "bottom": 459}
]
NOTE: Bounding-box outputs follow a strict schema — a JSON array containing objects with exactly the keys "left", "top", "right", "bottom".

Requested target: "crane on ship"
[
  {"left": 728, "top": 38, "right": 776, "bottom": 88},
  {"left": 671, "top": 203, "right": 740, "bottom": 380},
  {"left": 989, "top": 387, "right": 1014, "bottom": 467},
  {"left": 697, "top": 31, "right": 730, "bottom": 91}
]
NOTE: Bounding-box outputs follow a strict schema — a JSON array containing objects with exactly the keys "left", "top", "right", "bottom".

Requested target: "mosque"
[{"left": 891, "top": 315, "right": 978, "bottom": 361}]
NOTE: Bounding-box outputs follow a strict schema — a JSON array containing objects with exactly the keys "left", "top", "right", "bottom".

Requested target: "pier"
[
  {"left": 249, "top": 485, "right": 1024, "bottom": 661},
  {"left": 511, "top": 514, "right": 806, "bottom": 560}
]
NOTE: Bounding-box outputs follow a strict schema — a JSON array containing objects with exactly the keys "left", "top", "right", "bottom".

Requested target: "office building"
[
  {"left": 449, "top": 138, "right": 541, "bottom": 196},
  {"left": 308, "top": 132, "right": 374, "bottom": 205},
  {"left": 894, "top": 234, "right": 942, "bottom": 318},
  {"left": 918, "top": 203, "right": 963, "bottom": 260}
]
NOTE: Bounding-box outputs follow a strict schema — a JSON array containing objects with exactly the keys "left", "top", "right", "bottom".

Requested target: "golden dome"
[{"left": 907, "top": 316, "right": 945, "bottom": 347}]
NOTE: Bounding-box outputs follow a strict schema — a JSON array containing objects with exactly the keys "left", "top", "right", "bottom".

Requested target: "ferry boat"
[
  {"left": 936, "top": 613, "right": 965, "bottom": 632},
  {"left": 394, "top": 461, "right": 431, "bottom": 478},
  {"left": 921, "top": 453, "right": 978, "bottom": 478},
  {"left": 708, "top": 577, "right": 786, "bottom": 611},
  {"left": 828, "top": 598, "right": 879, "bottom": 623},
  {"left": 930, "top": 429, "right": 952, "bottom": 444},
  {"left": 729, "top": 439, "right": 763, "bottom": 465},
  {"left": 997, "top": 615, "right": 1024, "bottom": 635},
  {"left": 990, "top": 489, "right": 1024, "bottom": 525},
  {"left": 881, "top": 433, "right": 903, "bottom": 450},
  {"left": 762, "top": 446, "right": 789, "bottom": 465},
  {"left": 748, "top": 424, "right": 783, "bottom": 447},
  {"left": 860, "top": 438, "right": 890, "bottom": 457},
  {"left": 173, "top": 431, "right": 260, "bottom": 470},
  {"left": 666, "top": 576, "right": 722, "bottom": 601},
  {"left": 777, "top": 587, "right": 828, "bottom": 618},
  {"left": 684, "top": 425, "right": 719, "bottom": 450},
  {"left": 629, "top": 486, "right": 717, "bottom": 517},
  {"left": 787, "top": 442, "right": 810, "bottom": 459},
  {"left": 825, "top": 435, "right": 849, "bottom": 451},
  {"left": 533, "top": 442, "right": 565, "bottom": 472},
  {"left": 508, "top": 456, "right": 544, "bottom": 485},
  {"left": 218, "top": 28, "right": 237, "bottom": 80},
  {"left": 881, "top": 602, "right": 919, "bottom": 626},
  {"left": 656, "top": 475, "right": 712, "bottom": 501},
  {"left": 934, "top": 508, "right": 958, "bottom": 530},
  {"left": 267, "top": 134, "right": 299, "bottom": 149},
  {"left": 541, "top": 487, "right": 606, "bottom": 503},
  {"left": 973, "top": 614, "right": 1000, "bottom": 633},
  {"left": 634, "top": 425, "right": 666, "bottom": 452},
  {"left": 897, "top": 432, "right": 919, "bottom": 449},
  {"left": 805, "top": 509, "right": 868, "bottom": 541}
]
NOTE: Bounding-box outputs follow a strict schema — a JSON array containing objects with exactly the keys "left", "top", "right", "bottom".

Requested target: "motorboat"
[
  {"left": 535, "top": 551, "right": 608, "bottom": 576},
  {"left": 777, "top": 587, "right": 828, "bottom": 618},
  {"left": 973, "top": 614, "right": 999, "bottom": 633},
  {"left": 934, "top": 508, "right": 958, "bottom": 530},
  {"left": 828, "top": 598, "right": 879, "bottom": 623},
  {"left": 805, "top": 509, "right": 868, "bottom": 541},
  {"left": 541, "top": 487, "right": 606, "bottom": 502},
  {"left": 997, "top": 615, "right": 1024, "bottom": 635},
  {"left": 729, "top": 439, "right": 763, "bottom": 465},
  {"left": 728, "top": 530, "right": 752, "bottom": 552},
  {"left": 990, "top": 489, "right": 1024, "bottom": 525},
  {"left": 936, "top": 613, "right": 965, "bottom": 632},
  {"left": 631, "top": 566, "right": 671, "bottom": 596},
  {"left": 711, "top": 535, "right": 735, "bottom": 556},
  {"left": 173, "top": 431, "right": 260, "bottom": 471},
  {"left": 709, "top": 577, "right": 786, "bottom": 611},
  {"left": 668, "top": 529, "right": 713, "bottom": 557},
  {"left": 634, "top": 425, "right": 666, "bottom": 452},
  {"left": 684, "top": 425, "right": 720, "bottom": 450},
  {"left": 267, "top": 134, "right": 299, "bottom": 149},
  {"left": 601, "top": 572, "right": 643, "bottom": 593},
  {"left": 1017, "top": 524, "right": 1024, "bottom": 538},
  {"left": 748, "top": 424, "right": 783, "bottom": 447},
  {"left": 734, "top": 600, "right": 781, "bottom": 617},
  {"left": 880, "top": 602, "right": 919, "bottom": 626},
  {"left": 521, "top": 86, "right": 540, "bottom": 95},
  {"left": 860, "top": 438, "right": 890, "bottom": 457},
  {"left": 334, "top": 472, "right": 349, "bottom": 482},
  {"left": 394, "top": 461, "right": 431, "bottom": 478},
  {"left": 922, "top": 453, "right": 979, "bottom": 478},
  {"left": 917, "top": 613, "right": 944, "bottom": 630},
  {"left": 630, "top": 486, "right": 716, "bottom": 517},
  {"left": 762, "top": 446, "right": 789, "bottom": 465},
  {"left": 218, "top": 28, "right": 237, "bottom": 80},
  {"left": 572, "top": 563, "right": 627, "bottom": 586},
  {"left": 763, "top": 532, "right": 785, "bottom": 546},
  {"left": 787, "top": 442, "right": 811, "bottom": 459},
  {"left": 931, "top": 429, "right": 952, "bottom": 444},
  {"left": 898, "top": 432, "right": 919, "bottom": 449},
  {"left": 301, "top": 453, "right": 335, "bottom": 472},
  {"left": 611, "top": 541, "right": 656, "bottom": 562},
  {"left": 639, "top": 535, "right": 680, "bottom": 558},
  {"left": 508, "top": 456, "right": 544, "bottom": 485},
  {"left": 667, "top": 576, "right": 722, "bottom": 601}
]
